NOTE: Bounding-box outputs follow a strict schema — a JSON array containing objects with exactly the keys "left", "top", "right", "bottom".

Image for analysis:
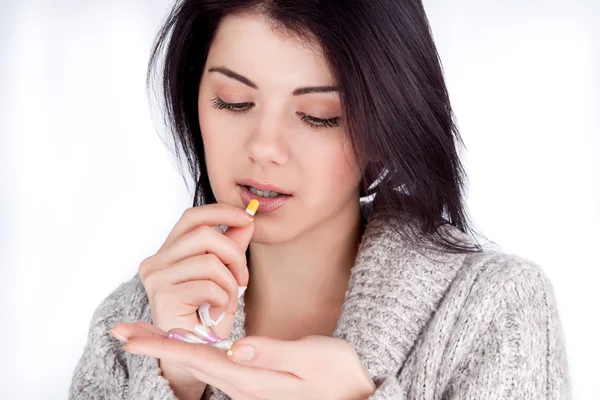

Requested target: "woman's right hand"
[{"left": 136, "top": 203, "right": 255, "bottom": 396}]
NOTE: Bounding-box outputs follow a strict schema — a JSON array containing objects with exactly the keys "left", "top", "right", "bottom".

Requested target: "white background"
[{"left": 1, "top": 0, "right": 597, "bottom": 398}]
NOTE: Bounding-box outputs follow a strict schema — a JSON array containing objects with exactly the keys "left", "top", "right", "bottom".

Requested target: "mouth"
[
  {"left": 238, "top": 179, "right": 291, "bottom": 196},
  {"left": 243, "top": 185, "right": 286, "bottom": 198},
  {"left": 238, "top": 180, "right": 292, "bottom": 213}
]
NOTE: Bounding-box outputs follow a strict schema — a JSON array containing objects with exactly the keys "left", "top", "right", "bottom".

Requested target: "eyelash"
[{"left": 210, "top": 97, "right": 340, "bottom": 129}]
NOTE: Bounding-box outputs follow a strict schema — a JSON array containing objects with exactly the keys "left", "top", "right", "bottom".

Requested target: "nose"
[{"left": 245, "top": 110, "right": 290, "bottom": 166}]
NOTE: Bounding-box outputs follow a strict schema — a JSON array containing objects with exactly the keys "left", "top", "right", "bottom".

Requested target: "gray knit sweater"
[{"left": 69, "top": 208, "right": 571, "bottom": 399}]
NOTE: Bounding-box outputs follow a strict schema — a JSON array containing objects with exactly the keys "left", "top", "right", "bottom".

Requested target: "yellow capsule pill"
[{"left": 245, "top": 199, "right": 259, "bottom": 216}]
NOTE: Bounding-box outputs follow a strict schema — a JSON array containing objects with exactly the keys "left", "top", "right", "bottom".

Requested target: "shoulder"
[
  {"left": 450, "top": 249, "right": 563, "bottom": 345},
  {"left": 459, "top": 250, "right": 557, "bottom": 305},
  {"left": 364, "top": 212, "right": 559, "bottom": 310},
  {"left": 439, "top": 251, "right": 571, "bottom": 398}
]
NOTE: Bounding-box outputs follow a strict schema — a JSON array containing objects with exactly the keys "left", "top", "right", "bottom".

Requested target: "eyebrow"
[{"left": 207, "top": 66, "right": 338, "bottom": 96}]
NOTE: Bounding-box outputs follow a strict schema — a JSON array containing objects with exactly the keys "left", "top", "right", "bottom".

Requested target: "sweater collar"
[{"left": 230, "top": 202, "right": 470, "bottom": 379}]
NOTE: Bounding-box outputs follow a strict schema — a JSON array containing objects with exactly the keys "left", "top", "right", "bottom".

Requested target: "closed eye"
[
  {"left": 210, "top": 97, "right": 340, "bottom": 129},
  {"left": 296, "top": 113, "right": 340, "bottom": 129},
  {"left": 210, "top": 97, "right": 253, "bottom": 112}
]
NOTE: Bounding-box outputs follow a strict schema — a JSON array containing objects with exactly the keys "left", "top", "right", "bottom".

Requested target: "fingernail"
[
  {"left": 110, "top": 329, "right": 128, "bottom": 343},
  {"left": 168, "top": 330, "right": 209, "bottom": 344},
  {"left": 212, "top": 339, "right": 233, "bottom": 351},
  {"left": 192, "top": 325, "right": 221, "bottom": 343},
  {"left": 227, "top": 344, "right": 255, "bottom": 362}
]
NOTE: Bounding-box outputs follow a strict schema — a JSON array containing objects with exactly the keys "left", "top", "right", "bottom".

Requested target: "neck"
[{"left": 246, "top": 200, "right": 364, "bottom": 324}]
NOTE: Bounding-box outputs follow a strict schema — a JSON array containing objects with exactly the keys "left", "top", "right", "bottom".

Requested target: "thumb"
[
  {"left": 224, "top": 221, "right": 255, "bottom": 254},
  {"left": 223, "top": 221, "right": 254, "bottom": 286}
]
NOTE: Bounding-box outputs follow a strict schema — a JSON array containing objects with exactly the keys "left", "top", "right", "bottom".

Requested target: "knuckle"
[
  {"left": 197, "top": 254, "right": 223, "bottom": 279},
  {"left": 204, "top": 281, "right": 227, "bottom": 304},
  {"left": 203, "top": 280, "right": 218, "bottom": 296},
  {"left": 204, "top": 253, "right": 221, "bottom": 270},
  {"left": 138, "top": 256, "right": 153, "bottom": 279},
  {"left": 237, "top": 252, "right": 247, "bottom": 269},
  {"left": 195, "top": 225, "right": 213, "bottom": 239},
  {"left": 182, "top": 206, "right": 196, "bottom": 219}
]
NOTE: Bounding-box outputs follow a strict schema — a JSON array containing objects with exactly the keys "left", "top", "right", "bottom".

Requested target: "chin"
[{"left": 250, "top": 219, "right": 299, "bottom": 245}]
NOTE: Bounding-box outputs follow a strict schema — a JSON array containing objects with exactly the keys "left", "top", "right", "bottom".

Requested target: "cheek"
[
  {"left": 330, "top": 146, "right": 361, "bottom": 193},
  {"left": 198, "top": 84, "right": 232, "bottom": 163},
  {"left": 198, "top": 108, "right": 219, "bottom": 168},
  {"left": 301, "top": 136, "right": 361, "bottom": 202},
  {"left": 199, "top": 102, "right": 248, "bottom": 155}
]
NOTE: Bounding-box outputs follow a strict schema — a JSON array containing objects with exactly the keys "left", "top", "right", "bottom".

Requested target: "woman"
[{"left": 69, "top": 1, "right": 571, "bottom": 399}]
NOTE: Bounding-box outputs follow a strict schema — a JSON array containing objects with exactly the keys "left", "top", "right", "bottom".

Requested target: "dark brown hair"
[{"left": 146, "top": 0, "right": 483, "bottom": 253}]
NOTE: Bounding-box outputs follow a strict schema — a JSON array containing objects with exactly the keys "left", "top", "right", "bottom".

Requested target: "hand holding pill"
[{"left": 124, "top": 200, "right": 258, "bottom": 393}]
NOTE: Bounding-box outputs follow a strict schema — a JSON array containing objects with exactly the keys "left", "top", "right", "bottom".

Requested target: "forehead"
[{"left": 206, "top": 14, "right": 334, "bottom": 86}]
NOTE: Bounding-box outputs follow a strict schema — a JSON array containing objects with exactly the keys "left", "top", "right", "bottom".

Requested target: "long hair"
[{"left": 146, "top": 0, "right": 484, "bottom": 253}]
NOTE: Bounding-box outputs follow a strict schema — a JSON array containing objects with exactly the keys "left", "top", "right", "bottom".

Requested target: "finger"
[
  {"left": 125, "top": 336, "right": 225, "bottom": 383},
  {"left": 209, "top": 312, "right": 236, "bottom": 340},
  {"left": 124, "top": 334, "right": 226, "bottom": 372},
  {"left": 223, "top": 221, "right": 255, "bottom": 259},
  {"left": 111, "top": 321, "right": 168, "bottom": 341},
  {"left": 147, "top": 253, "right": 239, "bottom": 314},
  {"left": 221, "top": 222, "right": 255, "bottom": 287},
  {"left": 228, "top": 336, "right": 306, "bottom": 375},
  {"left": 160, "top": 203, "right": 252, "bottom": 251},
  {"left": 165, "top": 280, "right": 229, "bottom": 316},
  {"left": 122, "top": 335, "right": 242, "bottom": 395},
  {"left": 154, "top": 226, "right": 247, "bottom": 285},
  {"left": 124, "top": 335, "right": 300, "bottom": 399}
]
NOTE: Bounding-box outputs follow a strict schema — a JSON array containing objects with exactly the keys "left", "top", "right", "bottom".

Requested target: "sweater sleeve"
[
  {"left": 443, "top": 264, "right": 571, "bottom": 399},
  {"left": 68, "top": 274, "right": 181, "bottom": 400},
  {"left": 366, "top": 257, "right": 571, "bottom": 400}
]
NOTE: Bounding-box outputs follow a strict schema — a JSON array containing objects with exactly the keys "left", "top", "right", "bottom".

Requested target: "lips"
[
  {"left": 238, "top": 180, "right": 292, "bottom": 213},
  {"left": 238, "top": 179, "right": 291, "bottom": 196}
]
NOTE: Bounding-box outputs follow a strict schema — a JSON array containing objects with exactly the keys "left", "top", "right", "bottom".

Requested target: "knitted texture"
[{"left": 69, "top": 209, "right": 571, "bottom": 399}]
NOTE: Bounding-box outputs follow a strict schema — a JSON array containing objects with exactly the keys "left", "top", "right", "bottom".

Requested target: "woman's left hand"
[{"left": 113, "top": 322, "right": 375, "bottom": 400}]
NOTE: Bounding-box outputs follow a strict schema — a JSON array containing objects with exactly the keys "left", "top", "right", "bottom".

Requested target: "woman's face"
[{"left": 198, "top": 14, "right": 361, "bottom": 244}]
